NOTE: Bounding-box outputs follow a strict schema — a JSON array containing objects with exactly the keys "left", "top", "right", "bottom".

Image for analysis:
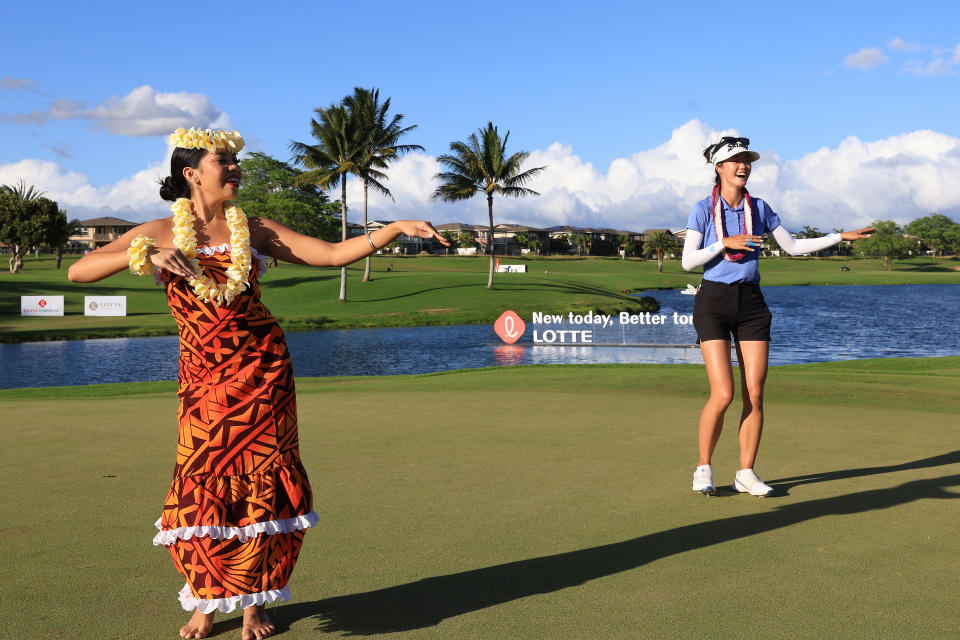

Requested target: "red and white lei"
[{"left": 711, "top": 184, "right": 754, "bottom": 262}]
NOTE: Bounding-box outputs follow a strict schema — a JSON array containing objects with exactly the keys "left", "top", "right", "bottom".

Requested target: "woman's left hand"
[
  {"left": 841, "top": 227, "right": 876, "bottom": 241},
  {"left": 396, "top": 220, "right": 450, "bottom": 245}
]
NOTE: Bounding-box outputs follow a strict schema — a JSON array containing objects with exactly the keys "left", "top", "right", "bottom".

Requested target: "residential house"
[
  {"left": 475, "top": 223, "right": 550, "bottom": 256},
  {"left": 70, "top": 217, "right": 138, "bottom": 251}
]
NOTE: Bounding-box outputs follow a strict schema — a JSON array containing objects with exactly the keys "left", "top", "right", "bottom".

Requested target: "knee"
[
  {"left": 709, "top": 388, "right": 735, "bottom": 410},
  {"left": 742, "top": 385, "right": 765, "bottom": 410}
]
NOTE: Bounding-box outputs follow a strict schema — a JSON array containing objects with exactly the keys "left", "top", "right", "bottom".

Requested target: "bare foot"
[
  {"left": 180, "top": 610, "right": 215, "bottom": 638},
  {"left": 242, "top": 605, "right": 275, "bottom": 640}
]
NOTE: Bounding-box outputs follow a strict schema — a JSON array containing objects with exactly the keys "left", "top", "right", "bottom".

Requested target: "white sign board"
[
  {"left": 21, "top": 295, "right": 65, "bottom": 316},
  {"left": 496, "top": 264, "right": 527, "bottom": 273},
  {"left": 84, "top": 296, "right": 127, "bottom": 316}
]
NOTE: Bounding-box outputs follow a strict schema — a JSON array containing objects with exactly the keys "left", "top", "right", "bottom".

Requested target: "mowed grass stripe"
[{"left": 1, "top": 359, "right": 957, "bottom": 638}]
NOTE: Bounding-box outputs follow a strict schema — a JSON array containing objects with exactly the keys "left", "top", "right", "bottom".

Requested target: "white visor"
[{"left": 712, "top": 140, "right": 760, "bottom": 166}]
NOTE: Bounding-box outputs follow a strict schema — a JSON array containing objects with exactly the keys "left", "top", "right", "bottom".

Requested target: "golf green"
[{"left": 1, "top": 359, "right": 957, "bottom": 638}]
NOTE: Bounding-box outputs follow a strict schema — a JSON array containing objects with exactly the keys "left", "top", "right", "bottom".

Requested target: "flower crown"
[{"left": 169, "top": 127, "right": 245, "bottom": 154}]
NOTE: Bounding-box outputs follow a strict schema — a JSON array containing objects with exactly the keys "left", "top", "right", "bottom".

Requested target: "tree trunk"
[
  {"left": 487, "top": 194, "right": 495, "bottom": 289},
  {"left": 55, "top": 247, "right": 63, "bottom": 270},
  {"left": 9, "top": 245, "right": 23, "bottom": 273},
  {"left": 339, "top": 177, "right": 348, "bottom": 302},
  {"left": 657, "top": 249, "right": 664, "bottom": 273},
  {"left": 362, "top": 181, "right": 371, "bottom": 282}
]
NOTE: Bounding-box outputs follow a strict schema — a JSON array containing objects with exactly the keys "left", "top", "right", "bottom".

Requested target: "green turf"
[
  {"left": 1, "top": 359, "right": 957, "bottom": 638},
  {"left": 2, "top": 253, "right": 957, "bottom": 342}
]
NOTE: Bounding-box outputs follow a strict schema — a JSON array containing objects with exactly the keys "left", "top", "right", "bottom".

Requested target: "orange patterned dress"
[{"left": 152, "top": 245, "right": 317, "bottom": 613}]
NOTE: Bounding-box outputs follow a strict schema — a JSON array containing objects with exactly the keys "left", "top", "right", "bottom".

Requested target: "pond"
[{"left": 1, "top": 284, "right": 958, "bottom": 389}]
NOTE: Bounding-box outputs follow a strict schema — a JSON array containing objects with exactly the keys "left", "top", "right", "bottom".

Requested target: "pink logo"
[
  {"left": 494, "top": 310, "right": 526, "bottom": 344},
  {"left": 38, "top": 299, "right": 47, "bottom": 308}
]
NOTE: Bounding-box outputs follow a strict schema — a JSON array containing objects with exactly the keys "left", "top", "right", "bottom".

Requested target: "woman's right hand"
[
  {"left": 149, "top": 247, "right": 199, "bottom": 279},
  {"left": 723, "top": 235, "right": 763, "bottom": 252}
]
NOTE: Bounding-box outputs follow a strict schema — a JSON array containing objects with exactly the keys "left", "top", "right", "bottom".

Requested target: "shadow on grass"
[
  {"left": 896, "top": 264, "right": 959, "bottom": 273},
  {"left": 767, "top": 450, "right": 960, "bottom": 495},
  {"left": 353, "top": 277, "right": 641, "bottom": 304},
  {"left": 272, "top": 451, "right": 959, "bottom": 636}
]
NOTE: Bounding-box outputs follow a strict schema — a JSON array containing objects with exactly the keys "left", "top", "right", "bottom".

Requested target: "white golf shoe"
[
  {"left": 692, "top": 465, "right": 716, "bottom": 495},
  {"left": 733, "top": 468, "right": 775, "bottom": 497}
]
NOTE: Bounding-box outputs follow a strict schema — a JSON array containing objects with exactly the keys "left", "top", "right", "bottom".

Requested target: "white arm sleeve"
[
  {"left": 681, "top": 229, "right": 725, "bottom": 271},
  {"left": 771, "top": 226, "right": 842, "bottom": 256}
]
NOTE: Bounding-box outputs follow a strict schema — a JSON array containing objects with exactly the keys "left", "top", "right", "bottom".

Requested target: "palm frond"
[{"left": 498, "top": 186, "right": 541, "bottom": 198}]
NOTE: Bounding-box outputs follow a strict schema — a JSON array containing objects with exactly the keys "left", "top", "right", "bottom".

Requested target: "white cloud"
[
  {"left": 356, "top": 121, "right": 960, "bottom": 233},
  {"left": 845, "top": 48, "right": 888, "bottom": 70},
  {"left": 887, "top": 37, "right": 922, "bottom": 52},
  {"left": 51, "top": 85, "right": 232, "bottom": 136},
  {"left": 0, "top": 157, "right": 170, "bottom": 222},
  {"left": 0, "top": 85, "right": 231, "bottom": 136},
  {"left": 0, "top": 77, "right": 34, "bottom": 90},
  {"left": 954, "top": 43, "right": 960, "bottom": 64},
  {"left": 904, "top": 57, "right": 950, "bottom": 76},
  {"left": 4, "top": 121, "right": 960, "bottom": 234}
]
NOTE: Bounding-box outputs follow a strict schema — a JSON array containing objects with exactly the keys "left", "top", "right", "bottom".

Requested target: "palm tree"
[
  {"left": 432, "top": 122, "right": 545, "bottom": 288},
  {"left": 344, "top": 87, "right": 423, "bottom": 281},
  {"left": 572, "top": 233, "right": 589, "bottom": 256},
  {"left": 0, "top": 181, "right": 46, "bottom": 273},
  {"left": 0, "top": 179, "right": 45, "bottom": 201},
  {"left": 643, "top": 231, "right": 679, "bottom": 273},
  {"left": 290, "top": 104, "right": 364, "bottom": 302}
]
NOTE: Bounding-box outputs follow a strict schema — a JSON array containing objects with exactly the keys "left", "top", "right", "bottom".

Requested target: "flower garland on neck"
[
  {"left": 171, "top": 198, "right": 252, "bottom": 305},
  {"left": 711, "top": 184, "right": 754, "bottom": 262}
]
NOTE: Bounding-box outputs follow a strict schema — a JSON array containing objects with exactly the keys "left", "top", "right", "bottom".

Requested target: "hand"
[
  {"left": 148, "top": 246, "right": 199, "bottom": 279},
  {"left": 395, "top": 220, "right": 450, "bottom": 245},
  {"left": 723, "top": 235, "right": 763, "bottom": 252},
  {"left": 841, "top": 227, "right": 876, "bottom": 241}
]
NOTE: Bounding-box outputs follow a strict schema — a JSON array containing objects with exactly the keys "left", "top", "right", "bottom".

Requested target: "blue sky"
[{"left": 2, "top": 0, "right": 960, "bottom": 231}]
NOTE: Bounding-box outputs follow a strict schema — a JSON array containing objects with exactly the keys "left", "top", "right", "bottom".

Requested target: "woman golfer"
[{"left": 681, "top": 136, "right": 873, "bottom": 497}]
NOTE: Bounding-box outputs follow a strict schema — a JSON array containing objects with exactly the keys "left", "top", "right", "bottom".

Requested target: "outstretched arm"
[
  {"left": 253, "top": 218, "right": 449, "bottom": 267},
  {"left": 770, "top": 226, "right": 875, "bottom": 256}
]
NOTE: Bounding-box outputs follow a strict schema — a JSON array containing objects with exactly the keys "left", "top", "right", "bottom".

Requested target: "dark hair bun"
[{"left": 159, "top": 175, "right": 189, "bottom": 202}]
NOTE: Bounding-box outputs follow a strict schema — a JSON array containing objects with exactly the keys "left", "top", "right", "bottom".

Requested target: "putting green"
[{"left": 1, "top": 360, "right": 957, "bottom": 638}]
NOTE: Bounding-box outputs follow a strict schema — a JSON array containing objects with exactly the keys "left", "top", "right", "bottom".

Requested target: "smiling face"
[
  {"left": 183, "top": 150, "right": 242, "bottom": 203},
  {"left": 714, "top": 151, "right": 752, "bottom": 190}
]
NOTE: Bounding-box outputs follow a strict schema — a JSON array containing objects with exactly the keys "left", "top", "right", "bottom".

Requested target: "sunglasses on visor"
[{"left": 718, "top": 136, "right": 750, "bottom": 149}]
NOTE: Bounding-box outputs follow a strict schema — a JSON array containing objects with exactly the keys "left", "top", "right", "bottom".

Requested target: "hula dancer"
[
  {"left": 69, "top": 128, "right": 448, "bottom": 639},
  {"left": 681, "top": 136, "right": 873, "bottom": 497}
]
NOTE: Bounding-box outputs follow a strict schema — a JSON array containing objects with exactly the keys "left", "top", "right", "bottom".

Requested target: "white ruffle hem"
[
  {"left": 178, "top": 582, "right": 290, "bottom": 613},
  {"left": 153, "top": 510, "right": 318, "bottom": 546}
]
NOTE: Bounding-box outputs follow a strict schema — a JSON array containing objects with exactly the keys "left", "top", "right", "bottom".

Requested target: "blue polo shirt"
[{"left": 686, "top": 193, "right": 783, "bottom": 284}]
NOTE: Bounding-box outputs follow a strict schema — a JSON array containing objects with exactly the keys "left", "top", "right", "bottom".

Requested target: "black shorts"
[{"left": 692, "top": 280, "right": 772, "bottom": 343}]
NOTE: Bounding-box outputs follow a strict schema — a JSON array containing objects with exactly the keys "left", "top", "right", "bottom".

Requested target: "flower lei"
[
  {"left": 171, "top": 198, "right": 252, "bottom": 305},
  {"left": 128, "top": 235, "right": 157, "bottom": 275},
  {"left": 711, "top": 184, "right": 754, "bottom": 262},
  {"left": 169, "top": 127, "right": 244, "bottom": 154}
]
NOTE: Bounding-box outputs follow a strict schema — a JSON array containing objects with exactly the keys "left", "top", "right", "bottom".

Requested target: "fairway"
[{"left": 1, "top": 359, "right": 958, "bottom": 639}]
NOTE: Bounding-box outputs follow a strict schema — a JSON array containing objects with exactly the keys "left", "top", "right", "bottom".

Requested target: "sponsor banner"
[
  {"left": 531, "top": 310, "right": 695, "bottom": 344},
  {"left": 494, "top": 310, "right": 526, "bottom": 344},
  {"left": 84, "top": 296, "right": 127, "bottom": 316},
  {"left": 493, "top": 308, "right": 697, "bottom": 345},
  {"left": 496, "top": 264, "right": 526, "bottom": 273},
  {"left": 21, "top": 295, "right": 65, "bottom": 316}
]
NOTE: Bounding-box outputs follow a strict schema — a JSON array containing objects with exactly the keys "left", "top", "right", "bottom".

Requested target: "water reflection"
[{"left": 493, "top": 345, "right": 527, "bottom": 366}]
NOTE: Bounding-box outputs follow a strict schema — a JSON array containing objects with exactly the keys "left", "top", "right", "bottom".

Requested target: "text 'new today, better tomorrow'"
[{"left": 530, "top": 311, "right": 694, "bottom": 344}]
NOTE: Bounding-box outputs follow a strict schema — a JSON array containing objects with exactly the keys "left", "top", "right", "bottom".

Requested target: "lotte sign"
[{"left": 494, "top": 310, "right": 526, "bottom": 344}]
